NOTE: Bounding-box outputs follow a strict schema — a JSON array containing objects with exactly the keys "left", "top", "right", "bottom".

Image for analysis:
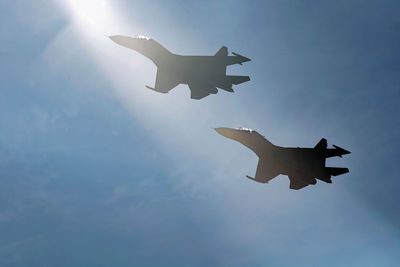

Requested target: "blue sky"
[{"left": 1, "top": 0, "right": 400, "bottom": 266}]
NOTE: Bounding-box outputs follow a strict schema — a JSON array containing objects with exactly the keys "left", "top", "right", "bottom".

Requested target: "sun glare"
[
  {"left": 63, "top": 0, "right": 119, "bottom": 35},
  {"left": 58, "top": 0, "right": 190, "bottom": 119}
]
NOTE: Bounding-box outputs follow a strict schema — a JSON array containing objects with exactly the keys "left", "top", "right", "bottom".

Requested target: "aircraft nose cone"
[
  {"left": 109, "top": 35, "right": 125, "bottom": 45},
  {"left": 109, "top": 35, "right": 141, "bottom": 48},
  {"left": 215, "top": 127, "right": 231, "bottom": 137},
  {"left": 109, "top": 35, "right": 117, "bottom": 41},
  {"left": 215, "top": 127, "right": 241, "bottom": 140}
]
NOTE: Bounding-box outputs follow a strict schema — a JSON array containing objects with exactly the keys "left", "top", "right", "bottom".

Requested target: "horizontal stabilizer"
[
  {"left": 232, "top": 52, "right": 251, "bottom": 63},
  {"left": 226, "top": 75, "right": 250, "bottom": 85},
  {"left": 332, "top": 145, "right": 351, "bottom": 156},
  {"left": 325, "top": 167, "right": 349, "bottom": 176}
]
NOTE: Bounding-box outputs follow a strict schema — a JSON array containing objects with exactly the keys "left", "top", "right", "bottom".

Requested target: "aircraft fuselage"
[{"left": 267, "top": 147, "right": 331, "bottom": 184}]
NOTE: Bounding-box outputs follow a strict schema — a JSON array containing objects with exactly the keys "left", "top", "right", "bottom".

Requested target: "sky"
[{"left": 1, "top": 0, "right": 400, "bottom": 266}]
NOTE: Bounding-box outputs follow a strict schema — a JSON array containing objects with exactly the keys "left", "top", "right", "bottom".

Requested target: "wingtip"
[{"left": 246, "top": 175, "right": 268, "bottom": 183}]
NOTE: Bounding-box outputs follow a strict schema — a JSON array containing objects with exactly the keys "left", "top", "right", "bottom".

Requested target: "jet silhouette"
[
  {"left": 110, "top": 35, "right": 251, "bottom": 99},
  {"left": 215, "top": 127, "right": 350, "bottom": 190}
]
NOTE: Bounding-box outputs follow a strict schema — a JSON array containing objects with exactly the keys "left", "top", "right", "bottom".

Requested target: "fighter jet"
[
  {"left": 110, "top": 35, "right": 251, "bottom": 99},
  {"left": 215, "top": 127, "right": 351, "bottom": 190}
]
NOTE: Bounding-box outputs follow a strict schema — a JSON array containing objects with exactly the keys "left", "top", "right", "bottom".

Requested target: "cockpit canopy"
[
  {"left": 237, "top": 127, "right": 254, "bottom": 132},
  {"left": 135, "top": 35, "right": 150, "bottom": 40}
]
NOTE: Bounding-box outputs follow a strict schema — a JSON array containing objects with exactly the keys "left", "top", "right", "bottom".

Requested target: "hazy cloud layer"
[{"left": 1, "top": 0, "right": 400, "bottom": 266}]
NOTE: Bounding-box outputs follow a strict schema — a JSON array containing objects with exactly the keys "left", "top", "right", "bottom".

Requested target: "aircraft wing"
[
  {"left": 152, "top": 69, "right": 179, "bottom": 93},
  {"left": 246, "top": 159, "right": 278, "bottom": 183},
  {"left": 188, "top": 83, "right": 211, "bottom": 100},
  {"left": 288, "top": 175, "right": 312, "bottom": 190}
]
